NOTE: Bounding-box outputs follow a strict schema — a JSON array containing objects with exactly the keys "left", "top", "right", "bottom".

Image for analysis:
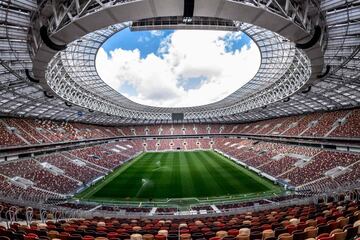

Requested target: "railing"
[{"left": 1, "top": 184, "right": 359, "bottom": 221}]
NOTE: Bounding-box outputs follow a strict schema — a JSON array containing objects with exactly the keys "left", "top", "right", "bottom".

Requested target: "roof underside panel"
[{"left": 0, "top": 0, "right": 359, "bottom": 124}]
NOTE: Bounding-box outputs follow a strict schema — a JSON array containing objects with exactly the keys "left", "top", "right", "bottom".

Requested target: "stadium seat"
[
  {"left": 249, "top": 231, "right": 262, "bottom": 240},
  {"left": 262, "top": 229, "right": 274, "bottom": 239},
  {"left": 154, "top": 234, "right": 165, "bottom": 240},
  {"left": 82, "top": 236, "right": 94, "bottom": 240},
  {"left": 275, "top": 228, "right": 288, "bottom": 237},
  {"left": 157, "top": 230, "right": 168, "bottom": 237},
  {"left": 306, "top": 220, "right": 318, "bottom": 227},
  {"left": 142, "top": 234, "right": 154, "bottom": 240},
  {"left": 130, "top": 233, "right": 142, "bottom": 240},
  {"left": 222, "top": 236, "right": 235, "bottom": 240},
  {"left": 69, "top": 234, "right": 82, "bottom": 240},
  {"left": 278, "top": 233, "right": 293, "bottom": 240},
  {"left": 318, "top": 225, "right": 331, "bottom": 235},
  {"left": 297, "top": 223, "right": 307, "bottom": 232},
  {"left": 336, "top": 217, "right": 349, "bottom": 228},
  {"left": 238, "top": 228, "right": 250, "bottom": 236},
  {"left": 292, "top": 230, "right": 306, "bottom": 240},
  {"left": 264, "top": 237, "right": 276, "bottom": 240},
  {"left": 317, "top": 236, "right": 334, "bottom": 240},
  {"left": 204, "top": 232, "right": 216, "bottom": 239},
  {"left": 237, "top": 235, "right": 250, "bottom": 240},
  {"left": 215, "top": 231, "right": 227, "bottom": 238},
  {"left": 25, "top": 233, "right": 39, "bottom": 240},
  {"left": 192, "top": 233, "right": 204, "bottom": 239},
  {"left": 286, "top": 225, "right": 297, "bottom": 234},
  {"left": 304, "top": 227, "right": 318, "bottom": 238},
  {"left": 227, "top": 229, "right": 238, "bottom": 236},
  {"left": 330, "top": 231, "right": 346, "bottom": 240},
  {"left": 208, "top": 237, "right": 221, "bottom": 240}
]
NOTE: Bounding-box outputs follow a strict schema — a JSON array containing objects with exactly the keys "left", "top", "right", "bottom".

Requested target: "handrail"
[{"left": 0, "top": 184, "right": 359, "bottom": 219}]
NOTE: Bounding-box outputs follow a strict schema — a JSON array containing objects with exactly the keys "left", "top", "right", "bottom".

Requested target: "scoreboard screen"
[{"left": 172, "top": 113, "right": 184, "bottom": 121}]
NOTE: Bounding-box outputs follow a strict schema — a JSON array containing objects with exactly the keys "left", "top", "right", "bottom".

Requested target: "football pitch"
[{"left": 77, "top": 151, "right": 281, "bottom": 203}]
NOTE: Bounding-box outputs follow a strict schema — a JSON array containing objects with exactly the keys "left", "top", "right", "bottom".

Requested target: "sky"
[{"left": 96, "top": 28, "right": 261, "bottom": 108}]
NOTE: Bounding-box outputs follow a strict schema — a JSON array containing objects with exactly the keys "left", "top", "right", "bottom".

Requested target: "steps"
[
  {"left": 149, "top": 207, "right": 157, "bottom": 216},
  {"left": 210, "top": 205, "right": 221, "bottom": 213},
  {"left": 325, "top": 111, "right": 352, "bottom": 137}
]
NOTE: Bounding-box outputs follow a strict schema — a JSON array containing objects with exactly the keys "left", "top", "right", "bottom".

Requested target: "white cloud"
[
  {"left": 96, "top": 30, "right": 260, "bottom": 107},
  {"left": 150, "top": 30, "right": 164, "bottom": 37},
  {"left": 137, "top": 36, "right": 150, "bottom": 42}
]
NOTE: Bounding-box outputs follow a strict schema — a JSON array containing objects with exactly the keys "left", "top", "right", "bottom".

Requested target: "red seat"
[
  {"left": 209, "top": 237, "right": 221, "bottom": 240},
  {"left": 227, "top": 229, "right": 239, "bottom": 236},
  {"left": 107, "top": 233, "right": 119, "bottom": 239},
  {"left": 24, "top": 233, "right": 39, "bottom": 240},
  {"left": 285, "top": 224, "right": 296, "bottom": 234},
  {"left": 82, "top": 235, "right": 95, "bottom": 240},
  {"left": 261, "top": 224, "right": 272, "bottom": 231},
  {"left": 180, "top": 229, "right": 189, "bottom": 234},
  {"left": 59, "top": 232, "right": 71, "bottom": 240},
  {"left": 154, "top": 234, "right": 166, "bottom": 240},
  {"left": 317, "top": 236, "right": 335, "bottom": 240}
]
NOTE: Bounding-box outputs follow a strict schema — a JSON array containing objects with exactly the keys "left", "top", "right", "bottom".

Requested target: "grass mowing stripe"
[
  {"left": 77, "top": 150, "right": 282, "bottom": 202},
  {"left": 213, "top": 151, "right": 280, "bottom": 192},
  {"left": 136, "top": 151, "right": 169, "bottom": 198},
  {"left": 187, "top": 152, "right": 222, "bottom": 197},
  {"left": 168, "top": 152, "right": 180, "bottom": 198},
  {"left": 180, "top": 151, "right": 197, "bottom": 197},
  {"left": 77, "top": 152, "right": 145, "bottom": 199},
  {"left": 96, "top": 152, "right": 158, "bottom": 198},
  {"left": 203, "top": 151, "right": 269, "bottom": 193},
  {"left": 196, "top": 151, "right": 239, "bottom": 196},
  {"left": 191, "top": 151, "right": 228, "bottom": 196}
]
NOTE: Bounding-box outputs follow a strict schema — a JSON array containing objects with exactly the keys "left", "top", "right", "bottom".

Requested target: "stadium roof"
[{"left": 1, "top": 0, "right": 360, "bottom": 124}]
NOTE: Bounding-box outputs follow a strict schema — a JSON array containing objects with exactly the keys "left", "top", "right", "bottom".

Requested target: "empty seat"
[
  {"left": 278, "top": 233, "right": 293, "bottom": 240},
  {"left": 249, "top": 231, "right": 262, "bottom": 240},
  {"left": 292, "top": 230, "right": 306, "bottom": 240}
]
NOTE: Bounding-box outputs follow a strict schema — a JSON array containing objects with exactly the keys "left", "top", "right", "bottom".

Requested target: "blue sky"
[
  {"left": 102, "top": 28, "right": 252, "bottom": 59},
  {"left": 96, "top": 28, "right": 260, "bottom": 107}
]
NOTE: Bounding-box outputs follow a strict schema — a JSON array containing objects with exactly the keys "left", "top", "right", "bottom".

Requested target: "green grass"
[{"left": 77, "top": 151, "right": 281, "bottom": 202}]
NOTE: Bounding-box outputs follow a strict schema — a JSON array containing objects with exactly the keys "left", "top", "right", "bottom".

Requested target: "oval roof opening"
[{"left": 96, "top": 28, "right": 261, "bottom": 108}]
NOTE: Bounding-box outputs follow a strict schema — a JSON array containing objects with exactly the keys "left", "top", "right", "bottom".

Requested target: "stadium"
[{"left": 1, "top": 0, "right": 360, "bottom": 239}]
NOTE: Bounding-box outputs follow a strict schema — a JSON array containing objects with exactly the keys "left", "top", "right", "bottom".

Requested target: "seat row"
[
  {"left": 1, "top": 108, "right": 359, "bottom": 147},
  {"left": 0, "top": 193, "right": 359, "bottom": 240}
]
